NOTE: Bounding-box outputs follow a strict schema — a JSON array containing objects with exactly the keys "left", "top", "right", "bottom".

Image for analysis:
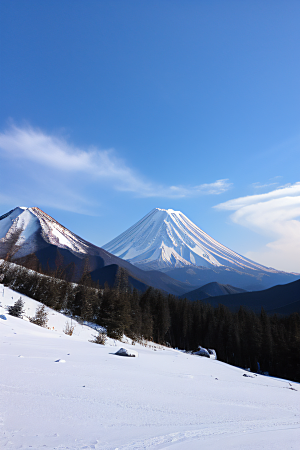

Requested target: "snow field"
[{"left": 0, "top": 286, "right": 299, "bottom": 449}]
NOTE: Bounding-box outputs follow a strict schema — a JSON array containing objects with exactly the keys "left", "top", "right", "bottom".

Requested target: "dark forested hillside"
[{"left": 1, "top": 261, "right": 299, "bottom": 383}]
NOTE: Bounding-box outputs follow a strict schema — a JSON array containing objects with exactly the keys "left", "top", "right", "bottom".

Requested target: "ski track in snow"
[
  {"left": 0, "top": 286, "right": 299, "bottom": 450},
  {"left": 113, "top": 422, "right": 300, "bottom": 450}
]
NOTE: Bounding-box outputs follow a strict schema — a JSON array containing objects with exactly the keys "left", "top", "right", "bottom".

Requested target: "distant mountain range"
[
  {"left": 104, "top": 208, "right": 299, "bottom": 290},
  {"left": 1, "top": 207, "right": 299, "bottom": 300},
  {"left": 179, "top": 282, "right": 246, "bottom": 301},
  {"left": 0, "top": 207, "right": 197, "bottom": 296},
  {"left": 181, "top": 279, "right": 300, "bottom": 315}
]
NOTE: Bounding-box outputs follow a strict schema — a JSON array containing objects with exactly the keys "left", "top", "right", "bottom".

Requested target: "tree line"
[{"left": 1, "top": 260, "right": 299, "bottom": 382}]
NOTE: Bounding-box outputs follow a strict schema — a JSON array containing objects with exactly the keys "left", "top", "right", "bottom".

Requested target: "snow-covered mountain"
[
  {"left": 1, "top": 206, "right": 297, "bottom": 292},
  {"left": 0, "top": 206, "right": 94, "bottom": 257},
  {"left": 103, "top": 208, "right": 276, "bottom": 273},
  {"left": 0, "top": 207, "right": 197, "bottom": 295}
]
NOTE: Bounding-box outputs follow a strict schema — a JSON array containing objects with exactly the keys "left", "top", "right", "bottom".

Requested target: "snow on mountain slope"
[
  {"left": 0, "top": 288, "right": 299, "bottom": 450},
  {"left": 103, "top": 208, "right": 276, "bottom": 272},
  {"left": 0, "top": 206, "right": 92, "bottom": 257},
  {"left": 0, "top": 208, "right": 203, "bottom": 296}
]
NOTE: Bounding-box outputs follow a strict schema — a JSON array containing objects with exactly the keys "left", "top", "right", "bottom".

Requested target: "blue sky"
[{"left": 0, "top": 1, "right": 300, "bottom": 272}]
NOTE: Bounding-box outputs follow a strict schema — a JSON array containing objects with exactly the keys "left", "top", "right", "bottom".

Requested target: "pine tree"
[
  {"left": 260, "top": 307, "right": 273, "bottom": 373},
  {"left": 129, "top": 288, "right": 142, "bottom": 338},
  {"left": 152, "top": 290, "right": 170, "bottom": 344},
  {"left": 79, "top": 257, "right": 93, "bottom": 287},
  {"left": 105, "top": 267, "right": 132, "bottom": 339},
  {"left": 29, "top": 304, "right": 48, "bottom": 327},
  {"left": 99, "top": 285, "right": 117, "bottom": 337},
  {"left": 72, "top": 284, "right": 85, "bottom": 317},
  {"left": 115, "top": 267, "right": 129, "bottom": 294},
  {"left": 7, "top": 297, "right": 25, "bottom": 318},
  {"left": 139, "top": 288, "right": 154, "bottom": 340},
  {"left": 81, "top": 287, "right": 95, "bottom": 322}
]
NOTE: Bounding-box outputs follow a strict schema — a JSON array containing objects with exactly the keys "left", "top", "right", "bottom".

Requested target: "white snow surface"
[
  {"left": 103, "top": 208, "right": 275, "bottom": 271},
  {"left": 1, "top": 286, "right": 299, "bottom": 449},
  {"left": 0, "top": 284, "right": 107, "bottom": 341}
]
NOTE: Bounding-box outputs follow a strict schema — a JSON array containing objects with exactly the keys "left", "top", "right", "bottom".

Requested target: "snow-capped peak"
[
  {"left": 103, "top": 207, "right": 271, "bottom": 272},
  {"left": 0, "top": 206, "right": 91, "bottom": 257}
]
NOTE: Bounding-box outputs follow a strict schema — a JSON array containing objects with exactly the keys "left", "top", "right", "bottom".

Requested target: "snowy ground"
[{"left": 0, "top": 286, "right": 299, "bottom": 450}]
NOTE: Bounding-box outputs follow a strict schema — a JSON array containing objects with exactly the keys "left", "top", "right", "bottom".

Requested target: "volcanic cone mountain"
[
  {"left": 0, "top": 207, "right": 196, "bottom": 295},
  {"left": 103, "top": 208, "right": 271, "bottom": 271},
  {"left": 103, "top": 208, "right": 299, "bottom": 290}
]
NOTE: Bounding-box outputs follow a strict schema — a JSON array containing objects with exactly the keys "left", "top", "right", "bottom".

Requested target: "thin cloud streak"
[
  {"left": 0, "top": 124, "right": 231, "bottom": 199},
  {"left": 215, "top": 183, "right": 300, "bottom": 272},
  {"left": 251, "top": 182, "right": 278, "bottom": 189}
]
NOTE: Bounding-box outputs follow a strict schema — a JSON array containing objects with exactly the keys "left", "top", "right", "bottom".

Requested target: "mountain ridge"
[
  {"left": 179, "top": 281, "right": 247, "bottom": 301},
  {"left": 1, "top": 206, "right": 298, "bottom": 293},
  {"left": 0, "top": 206, "right": 198, "bottom": 295},
  {"left": 185, "top": 278, "right": 300, "bottom": 314}
]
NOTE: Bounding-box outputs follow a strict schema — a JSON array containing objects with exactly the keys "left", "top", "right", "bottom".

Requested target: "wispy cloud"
[
  {"left": 138, "top": 179, "right": 232, "bottom": 198},
  {"left": 0, "top": 124, "right": 231, "bottom": 204},
  {"left": 251, "top": 181, "right": 278, "bottom": 189},
  {"left": 215, "top": 183, "right": 300, "bottom": 272}
]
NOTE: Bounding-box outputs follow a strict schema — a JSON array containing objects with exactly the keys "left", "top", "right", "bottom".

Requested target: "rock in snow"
[
  {"left": 194, "top": 346, "right": 210, "bottom": 358},
  {"left": 207, "top": 348, "right": 217, "bottom": 360},
  {"left": 193, "top": 346, "right": 217, "bottom": 359},
  {"left": 115, "top": 347, "right": 138, "bottom": 357}
]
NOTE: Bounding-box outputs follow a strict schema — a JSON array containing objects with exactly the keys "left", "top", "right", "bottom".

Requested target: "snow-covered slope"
[
  {"left": 1, "top": 287, "right": 299, "bottom": 450},
  {"left": 103, "top": 208, "right": 276, "bottom": 272},
  {"left": 0, "top": 283, "right": 102, "bottom": 341}
]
